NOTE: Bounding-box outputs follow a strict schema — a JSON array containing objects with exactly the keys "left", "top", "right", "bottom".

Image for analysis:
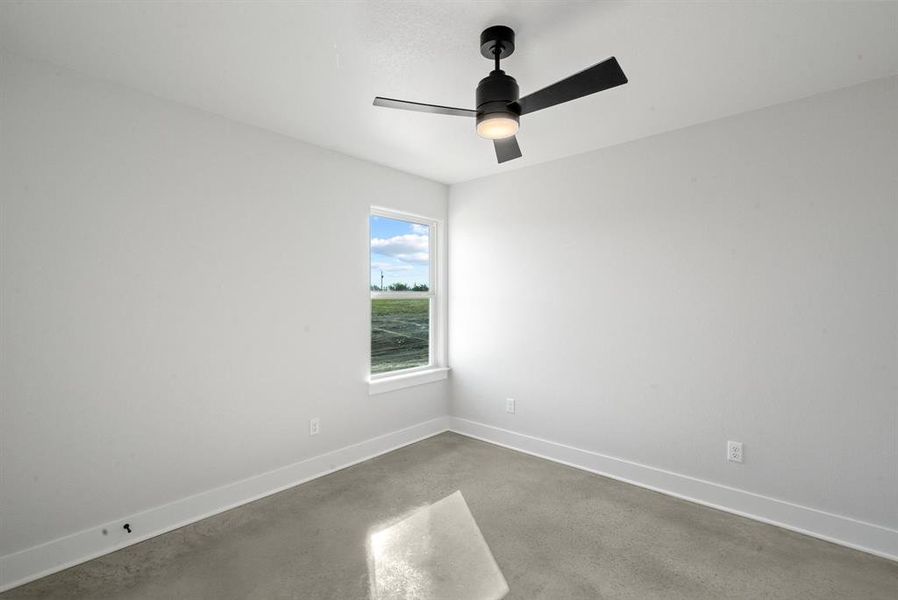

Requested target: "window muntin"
[{"left": 369, "top": 211, "right": 437, "bottom": 377}]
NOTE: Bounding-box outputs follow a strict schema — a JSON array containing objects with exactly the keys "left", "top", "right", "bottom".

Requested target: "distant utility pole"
[{"left": 380, "top": 270, "right": 384, "bottom": 291}]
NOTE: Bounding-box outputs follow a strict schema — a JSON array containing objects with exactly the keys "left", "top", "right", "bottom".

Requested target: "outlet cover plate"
[{"left": 727, "top": 440, "right": 743, "bottom": 463}]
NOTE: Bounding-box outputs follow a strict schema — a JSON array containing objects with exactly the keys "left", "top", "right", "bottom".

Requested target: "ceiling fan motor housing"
[
  {"left": 476, "top": 25, "right": 520, "bottom": 129},
  {"left": 476, "top": 70, "right": 521, "bottom": 128}
]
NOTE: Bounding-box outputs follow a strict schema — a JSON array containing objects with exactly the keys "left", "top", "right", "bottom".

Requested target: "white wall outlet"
[
  {"left": 727, "top": 440, "right": 743, "bottom": 463},
  {"left": 505, "top": 398, "right": 515, "bottom": 414},
  {"left": 309, "top": 417, "right": 320, "bottom": 436}
]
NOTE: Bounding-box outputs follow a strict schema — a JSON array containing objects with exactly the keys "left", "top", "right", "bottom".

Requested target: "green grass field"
[{"left": 371, "top": 299, "right": 429, "bottom": 374}]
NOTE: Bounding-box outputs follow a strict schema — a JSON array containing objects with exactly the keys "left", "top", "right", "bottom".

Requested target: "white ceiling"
[{"left": 2, "top": 1, "right": 897, "bottom": 184}]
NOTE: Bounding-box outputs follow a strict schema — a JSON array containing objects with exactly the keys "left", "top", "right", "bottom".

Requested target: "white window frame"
[{"left": 368, "top": 207, "right": 448, "bottom": 394}]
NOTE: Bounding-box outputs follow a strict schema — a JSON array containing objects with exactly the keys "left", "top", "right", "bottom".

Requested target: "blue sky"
[{"left": 370, "top": 215, "right": 430, "bottom": 289}]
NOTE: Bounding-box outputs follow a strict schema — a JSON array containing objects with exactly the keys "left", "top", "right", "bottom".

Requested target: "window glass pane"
[
  {"left": 371, "top": 299, "right": 430, "bottom": 373},
  {"left": 370, "top": 215, "right": 430, "bottom": 292}
]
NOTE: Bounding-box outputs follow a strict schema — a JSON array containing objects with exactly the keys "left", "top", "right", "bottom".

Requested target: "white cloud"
[
  {"left": 410, "top": 223, "right": 429, "bottom": 234},
  {"left": 371, "top": 234, "right": 429, "bottom": 264}
]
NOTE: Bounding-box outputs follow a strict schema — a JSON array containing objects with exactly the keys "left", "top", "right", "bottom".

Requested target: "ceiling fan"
[{"left": 373, "top": 25, "right": 628, "bottom": 164}]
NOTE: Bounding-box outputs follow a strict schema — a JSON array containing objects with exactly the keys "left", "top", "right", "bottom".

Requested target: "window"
[{"left": 369, "top": 208, "right": 445, "bottom": 387}]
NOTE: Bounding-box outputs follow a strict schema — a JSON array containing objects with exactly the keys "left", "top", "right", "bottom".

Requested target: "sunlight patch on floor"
[{"left": 367, "top": 491, "right": 509, "bottom": 600}]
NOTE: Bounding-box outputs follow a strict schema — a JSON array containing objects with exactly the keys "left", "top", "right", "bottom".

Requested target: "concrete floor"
[{"left": 3, "top": 432, "right": 896, "bottom": 599}]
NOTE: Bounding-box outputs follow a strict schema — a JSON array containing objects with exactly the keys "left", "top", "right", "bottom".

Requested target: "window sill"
[{"left": 368, "top": 367, "right": 450, "bottom": 396}]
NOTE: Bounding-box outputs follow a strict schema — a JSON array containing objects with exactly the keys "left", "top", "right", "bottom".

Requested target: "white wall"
[
  {"left": 2, "top": 47, "right": 896, "bottom": 587},
  {"left": 0, "top": 51, "right": 448, "bottom": 561},
  {"left": 449, "top": 77, "right": 897, "bottom": 533}
]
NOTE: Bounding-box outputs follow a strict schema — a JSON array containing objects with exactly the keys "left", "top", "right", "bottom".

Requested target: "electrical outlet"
[
  {"left": 505, "top": 398, "right": 515, "bottom": 414},
  {"left": 727, "top": 440, "right": 743, "bottom": 463},
  {"left": 310, "top": 417, "right": 320, "bottom": 436}
]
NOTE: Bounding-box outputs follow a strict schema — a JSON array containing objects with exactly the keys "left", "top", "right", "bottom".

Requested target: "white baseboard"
[
  {"left": 0, "top": 416, "right": 451, "bottom": 593},
  {"left": 5, "top": 415, "right": 894, "bottom": 593},
  {"left": 449, "top": 417, "right": 898, "bottom": 562}
]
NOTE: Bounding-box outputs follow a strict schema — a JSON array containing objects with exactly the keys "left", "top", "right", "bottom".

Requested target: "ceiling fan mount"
[
  {"left": 479, "top": 25, "right": 515, "bottom": 60},
  {"left": 374, "top": 25, "right": 628, "bottom": 164}
]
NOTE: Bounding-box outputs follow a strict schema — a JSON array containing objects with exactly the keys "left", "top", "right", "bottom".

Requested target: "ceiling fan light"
[{"left": 476, "top": 114, "right": 519, "bottom": 140}]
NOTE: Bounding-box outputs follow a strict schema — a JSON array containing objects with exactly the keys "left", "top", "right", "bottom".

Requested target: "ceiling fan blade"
[
  {"left": 494, "top": 135, "right": 522, "bottom": 163},
  {"left": 518, "top": 57, "right": 627, "bottom": 115},
  {"left": 373, "top": 97, "right": 476, "bottom": 117}
]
